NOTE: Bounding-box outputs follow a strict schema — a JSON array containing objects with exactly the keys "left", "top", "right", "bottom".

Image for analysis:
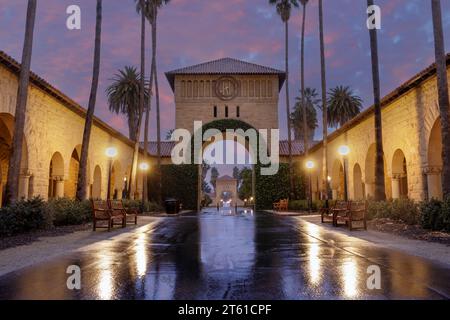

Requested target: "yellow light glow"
[
  {"left": 327, "top": 176, "right": 332, "bottom": 182},
  {"left": 306, "top": 160, "right": 314, "bottom": 169},
  {"left": 338, "top": 145, "right": 350, "bottom": 156},
  {"left": 139, "top": 162, "right": 150, "bottom": 171},
  {"left": 135, "top": 232, "right": 147, "bottom": 277},
  {"left": 105, "top": 147, "right": 118, "bottom": 158},
  {"left": 342, "top": 259, "right": 358, "bottom": 298}
]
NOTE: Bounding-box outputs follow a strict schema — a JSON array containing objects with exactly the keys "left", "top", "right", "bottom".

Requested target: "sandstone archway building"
[{"left": 1, "top": 51, "right": 449, "bottom": 204}]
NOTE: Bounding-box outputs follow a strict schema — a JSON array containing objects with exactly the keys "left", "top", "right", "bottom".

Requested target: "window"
[
  {"left": 225, "top": 106, "right": 229, "bottom": 118},
  {"left": 213, "top": 106, "right": 217, "bottom": 118},
  {"left": 236, "top": 106, "right": 240, "bottom": 118}
]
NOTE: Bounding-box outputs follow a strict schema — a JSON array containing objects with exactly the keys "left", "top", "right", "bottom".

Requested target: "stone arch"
[
  {"left": 64, "top": 146, "right": 81, "bottom": 199},
  {"left": 353, "top": 163, "right": 364, "bottom": 200},
  {"left": 364, "top": 144, "right": 391, "bottom": 199},
  {"left": 0, "top": 113, "right": 30, "bottom": 204},
  {"left": 426, "top": 119, "right": 442, "bottom": 199},
  {"left": 48, "top": 152, "right": 65, "bottom": 199},
  {"left": 331, "top": 159, "right": 344, "bottom": 200},
  {"left": 392, "top": 149, "right": 408, "bottom": 199},
  {"left": 92, "top": 165, "right": 102, "bottom": 199}
]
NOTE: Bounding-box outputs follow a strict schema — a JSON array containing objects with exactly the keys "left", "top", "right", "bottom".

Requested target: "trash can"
[{"left": 165, "top": 198, "right": 178, "bottom": 214}]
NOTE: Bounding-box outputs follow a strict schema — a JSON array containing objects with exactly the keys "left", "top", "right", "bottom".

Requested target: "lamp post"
[
  {"left": 123, "top": 177, "right": 128, "bottom": 199},
  {"left": 105, "top": 147, "right": 118, "bottom": 200},
  {"left": 139, "top": 162, "right": 149, "bottom": 203},
  {"left": 306, "top": 160, "right": 315, "bottom": 212},
  {"left": 338, "top": 145, "right": 350, "bottom": 201}
]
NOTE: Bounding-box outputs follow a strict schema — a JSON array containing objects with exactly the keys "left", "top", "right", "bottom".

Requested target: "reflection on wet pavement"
[{"left": 0, "top": 211, "right": 449, "bottom": 300}]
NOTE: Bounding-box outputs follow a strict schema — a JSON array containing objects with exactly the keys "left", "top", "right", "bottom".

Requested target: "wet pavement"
[{"left": 0, "top": 210, "right": 449, "bottom": 300}]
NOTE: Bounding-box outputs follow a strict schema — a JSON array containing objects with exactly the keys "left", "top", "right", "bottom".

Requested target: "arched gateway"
[{"left": 164, "top": 58, "right": 289, "bottom": 210}]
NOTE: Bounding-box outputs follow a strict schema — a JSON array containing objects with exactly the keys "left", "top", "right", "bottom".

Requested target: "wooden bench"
[
  {"left": 331, "top": 200, "right": 349, "bottom": 227},
  {"left": 335, "top": 200, "right": 367, "bottom": 231},
  {"left": 91, "top": 200, "right": 114, "bottom": 232},
  {"left": 109, "top": 200, "right": 138, "bottom": 226},
  {"left": 273, "top": 199, "right": 288, "bottom": 211}
]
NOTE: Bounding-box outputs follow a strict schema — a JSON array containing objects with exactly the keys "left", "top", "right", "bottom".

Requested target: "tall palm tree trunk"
[
  {"left": 76, "top": 0, "right": 102, "bottom": 201},
  {"left": 139, "top": 11, "right": 147, "bottom": 201},
  {"left": 318, "top": 0, "right": 328, "bottom": 200},
  {"left": 301, "top": 2, "right": 308, "bottom": 155},
  {"left": 143, "top": 26, "right": 155, "bottom": 203},
  {"left": 152, "top": 7, "right": 163, "bottom": 204},
  {"left": 367, "top": 0, "right": 385, "bottom": 201},
  {"left": 128, "top": 12, "right": 147, "bottom": 200},
  {"left": 5, "top": 0, "right": 37, "bottom": 204},
  {"left": 285, "top": 20, "right": 294, "bottom": 198},
  {"left": 431, "top": 0, "right": 450, "bottom": 199}
]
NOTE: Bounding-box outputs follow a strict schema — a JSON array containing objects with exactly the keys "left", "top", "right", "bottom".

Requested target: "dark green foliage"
[
  {"left": 149, "top": 164, "right": 198, "bottom": 210},
  {"left": 256, "top": 163, "right": 306, "bottom": 210},
  {"left": 0, "top": 197, "right": 51, "bottom": 237},
  {"left": 48, "top": 198, "right": 92, "bottom": 226},
  {"left": 420, "top": 199, "right": 444, "bottom": 230},
  {"left": 367, "top": 199, "right": 420, "bottom": 225},
  {"left": 123, "top": 199, "right": 163, "bottom": 213},
  {"left": 441, "top": 197, "right": 450, "bottom": 232}
]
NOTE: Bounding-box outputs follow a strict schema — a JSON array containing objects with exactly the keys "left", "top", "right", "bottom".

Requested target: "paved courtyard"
[{"left": 0, "top": 211, "right": 449, "bottom": 300}]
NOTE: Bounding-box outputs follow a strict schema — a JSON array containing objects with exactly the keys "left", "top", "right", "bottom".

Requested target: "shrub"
[
  {"left": 367, "top": 199, "right": 419, "bottom": 225},
  {"left": 48, "top": 198, "right": 91, "bottom": 226},
  {"left": 0, "top": 197, "right": 51, "bottom": 237},
  {"left": 123, "top": 199, "right": 163, "bottom": 213},
  {"left": 442, "top": 197, "right": 450, "bottom": 232},
  {"left": 420, "top": 199, "right": 443, "bottom": 230}
]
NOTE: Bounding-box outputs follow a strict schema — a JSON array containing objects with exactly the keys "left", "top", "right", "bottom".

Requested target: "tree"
[
  {"left": 367, "top": 0, "right": 386, "bottom": 200},
  {"left": 300, "top": 0, "right": 309, "bottom": 154},
  {"left": 5, "top": 0, "right": 37, "bottom": 203},
  {"left": 233, "top": 166, "right": 240, "bottom": 180},
  {"left": 269, "top": 0, "right": 299, "bottom": 198},
  {"left": 238, "top": 168, "right": 253, "bottom": 201},
  {"left": 327, "top": 85, "right": 363, "bottom": 128},
  {"left": 75, "top": 0, "right": 102, "bottom": 201},
  {"left": 149, "top": 0, "right": 171, "bottom": 204},
  {"left": 210, "top": 167, "right": 219, "bottom": 191},
  {"left": 105, "top": 66, "right": 149, "bottom": 141},
  {"left": 318, "top": 0, "right": 329, "bottom": 200},
  {"left": 135, "top": 0, "right": 150, "bottom": 201},
  {"left": 291, "top": 88, "right": 319, "bottom": 143},
  {"left": 431, "top": 0, "right": 450, "bottom": 198},
  {"left": 165, "top": 129, "right": 175, "bottom": 140}
]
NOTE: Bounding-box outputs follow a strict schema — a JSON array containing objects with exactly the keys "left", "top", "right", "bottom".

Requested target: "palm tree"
[
  {"left": 291, "top": 88, "right": 319, "bottom": 143},
  {"left": 327, "top": 86, "right": 363, "bottom": 128},
  {"left": 5, "top": 0, "right": 37, "bottom": 203},
  {"left": 135, "top": 0, "right": 151, "bottom": 201},
  {"left": 431, "top": 0, "right": 450, "bottom": 199},
  {"left": 299, "top": 0, "right": 309, "bottom": 155},
  {"left": 318, "top": 0, "right": 328, "bottom": 200},
  {"left": 269, "top": 0, "right": 299, "bottom": 198},
  {"left": 76, "top": 0, "right": 102, "bottom": 201},
  {"left": 106, "top": 66, "right": 147, "bottom": 140},
  {"left": 367, "top": 0, "right": 385, "bottom": 200},
  {"left": 149, "top": 0, "right": 171, "bottom": 204},
  {"left": 106, "top": 66, "right": 149, "bottom": 199}
]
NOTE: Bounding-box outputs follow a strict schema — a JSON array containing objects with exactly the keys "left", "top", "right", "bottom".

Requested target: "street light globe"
[
  {"left": 139, "top": 162, "right": 150, "bottom": 171},
  {"left": 105, "top": 147, "right": 118, "bottom": 158},
  {"left": 338, "top": 145, "right": 350, "bottom": 156},
  {"left": 327, "top": 176, "right": 332, "bottom": 182},
  {"left": 306, "top": 160, "right": 314, "bottom": 169}
]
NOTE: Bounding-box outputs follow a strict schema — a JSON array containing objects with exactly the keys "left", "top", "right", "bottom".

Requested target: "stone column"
[
  {"left": 18, "top": 172, "right": 31, "bottom": 200},
  {"left": 391, "top": 175, "right": 401, "bottom": 200},
  {"left": 332, "top": 189, "right": 338, "bottom": 200},
  {"left": 55, "top": 176, "right": 65, "bottom": 198},
  {"left": 424, "top": 166, "right": 442, "bottom": 200}
]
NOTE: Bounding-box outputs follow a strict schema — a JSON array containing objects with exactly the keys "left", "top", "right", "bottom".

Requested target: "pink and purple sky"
[{"left": 1, "top": 0, "right": 450, "bottom": 141}]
